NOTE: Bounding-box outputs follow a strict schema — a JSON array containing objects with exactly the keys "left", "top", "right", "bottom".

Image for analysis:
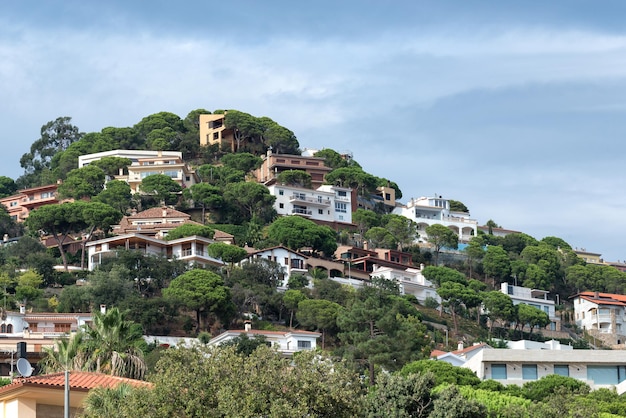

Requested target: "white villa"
[
  {"left": 393, "top": 196, "right": 477, "bottom": 243},
  {"left": 369, "top": 264, "right": 440, "bottom": 304},
  {"left": 243, "top": 246, "right": 310, "bottom": 290},
  {"left": 267, "top": 184, "right": 353, "bottom": 226},
  {"left": 572, "top": 291, "right": 626, "bottom": 347},
  {"left": 78, "top": 149, "right": 198, "bottom": 193},
  {"left": 433, "top": 341, "right": 626, "bottom": 393},
  {"left": 500, "top": 283, "right": 560, "bottom": 331},
  {"left": 463, "top": 346, "right": 626, "bottom": 393},
  {"left": 208, "top": 322, "right": 320, "bottom": 357}
]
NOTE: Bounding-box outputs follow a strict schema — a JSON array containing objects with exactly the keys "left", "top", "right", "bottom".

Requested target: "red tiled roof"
[
  {"left": 128, "top": 207, "right": 191, "bottom": 219},
  {"left": 0, "top": 371, "right": 151, "bottom": 395},
  {"left": 576, "top": 291, "right": 626, "bottom": 306},
  {"left": 430, "top": 349, "right": 447, "bottom": 357},
  {"left": 226, "top": 329, "right": 321, "bottom": 337},
  {"left": 452, "top": 343, "right": 487, "bottom": 355}
]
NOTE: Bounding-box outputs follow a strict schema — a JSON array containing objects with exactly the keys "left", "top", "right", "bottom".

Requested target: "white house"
[
  {"left": 369, "top": 264, "right": 440, "bottom": 304},
  {"left": 572, "top": 291, "right": 626, "bottom": 347},
  {"left": 462, "top": 346, "right": 626, "bottom": 393},
  {"left": 208, "top": 322, "right": 321, "bottom": 357},
  {"left": 500, "top": 283, "right": 560, "bottom": 331},
  {"left": 78, "top": 149, "right": 198, "bottom": 193},
  {"left": 86, "top": 233, "right": 225, "bottom": 271},
  {"left": 393, "top": 196, "right": 477, "bottom": 243},
  {"left": 243, "top": 246, "right": 309, "bottom": 290},
  {"left": 267, "top": 184, "right": 353, "bottom": 225}
]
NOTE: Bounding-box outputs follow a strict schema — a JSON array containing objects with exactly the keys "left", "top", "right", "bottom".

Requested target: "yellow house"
[
  {"left": 199, "top": 113, "right": 236, "bottom": 151},
  {"left": 0, "top": 371, "right": 150, "bottom": 417}
]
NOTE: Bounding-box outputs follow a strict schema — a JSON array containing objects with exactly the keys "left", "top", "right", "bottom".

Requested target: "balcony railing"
[
  {"left": 292, "top": 208, "right": 312, "bottom": 216},
  {"left": 289, "top": 195, "right": 331, "bottom": 206}
]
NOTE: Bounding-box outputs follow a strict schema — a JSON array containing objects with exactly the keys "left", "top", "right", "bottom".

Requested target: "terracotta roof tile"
[
  {"left": 0, "top": 371, "right": 151, "bottom": 395},
  {"left": 577, "top": 291, "right": 626, "bottom": 306},
  {"left": 128, "top": 207, "right": 190, "bottom": 219}
]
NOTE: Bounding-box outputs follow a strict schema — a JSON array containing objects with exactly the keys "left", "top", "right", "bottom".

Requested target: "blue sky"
[{"left": 2, "top": 1, "right": 626, "bottom": 261}]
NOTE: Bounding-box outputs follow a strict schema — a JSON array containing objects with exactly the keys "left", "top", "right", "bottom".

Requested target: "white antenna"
[{"left": 16, "top": 358, "right": 32, "bottom": 377}]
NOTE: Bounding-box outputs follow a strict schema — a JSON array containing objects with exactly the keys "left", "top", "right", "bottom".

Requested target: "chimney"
[
  {"left": 244, "top": 320, "right": 252, "bottom": 332},
  {"left": 162, "top": 208, "right": 168, "bottom": 217},
  {"left": 19, "top": 304, "right": 25, "bottom": 314},
  {"left": 594, "top": 291, "right": 600, "bottom": 299},
  {"left": 457, "top": 341, "right": 464, "bottom": 351},
  {"left": 100, "top": 304, "right": 107, "bottom": 314}
]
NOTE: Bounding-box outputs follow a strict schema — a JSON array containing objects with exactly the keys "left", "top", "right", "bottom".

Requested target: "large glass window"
[
  {"left": 587, "top": 366, "right": 626, "bottom": 385},
  {"left": 491, "top": 364, "right": 507, "bottom": 380},
  {"left": 522, "top": 364, "right": 538, "bottom": 380},
  {"left": 554, "top": 365, "right": 569, "bottom": 377}
]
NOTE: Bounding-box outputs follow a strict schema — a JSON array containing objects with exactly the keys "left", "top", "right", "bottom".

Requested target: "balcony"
[
  {"left": 289, "top": 195, "right": 331, "bottom": 206},
  {"left": 292, "top": 208, "right": 312, "bottom": 216}
]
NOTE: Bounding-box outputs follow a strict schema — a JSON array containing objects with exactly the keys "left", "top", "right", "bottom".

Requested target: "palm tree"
[
  {"left": 82, "top": 383, "right": 134, "bottom": 418},
  {"left": 39, "top": 331, "right": 89, "bottom": 373},
  {"left": 83, "top": 308, "right": 147, "bottom": 380},
  {"left": 39, "top": 308, "right": 147, "bottom": 379}
]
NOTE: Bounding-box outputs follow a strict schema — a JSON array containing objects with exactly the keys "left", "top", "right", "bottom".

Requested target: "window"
[
  {"left": 335, "top": 202, "right": 347, "bottom": 213},
  {"left": 9, "top": 202, "right": 16, "bottom": 207},
  {"left": 543, "top": 306, "right": 549, "bottom": 314},
  {"left": 278, "top": 189, "right": 284, "bottom": 196},
  {"left": 41, "top": 192, "right": 53, "bottom": 198},
  {"left": 297, "top": 340, "right": 311, "bottom": 349},
  {"left": 318, "top": 209, "right": 323, "bottom": 215},
  {"left": 587, "top": 366, "right": 623, "bottom": 385},
  {"left": 213, "top": 132, "right": 219, "bottom": 139},
  {"left": 554, "top": 365, "right": 569, "bottom": 377},
  {"left": 0, "top": 324, "right": 5, "bottom": 333},
  {"left": 55, "top": 323, "right": 71, "bottom": 333},
  {"left": 337, "top": 190, "right": 347, "bottom": 197},
  {"left": 279, "top": 203, "right": 284, "bottom": 209},
  {"left": 522, "top": 364, "right": 538, "bottom": 380},
  {"left": 6, "top": 324, "right": 12, "bottom": 333},
  {"left": 491, "top": 364, "right": 507, "bottom": 380}
]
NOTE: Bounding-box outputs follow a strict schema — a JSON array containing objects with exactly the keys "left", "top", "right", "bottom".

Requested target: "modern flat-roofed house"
[
  {"left": 267, "top": 184, "right": 355, "bottom": 228},
  {"left": 500, "top": 283, "right": 560, "bottom": 331},
  {"left": 572, "top": 291, "right": 626, "bottom": 347},
  {"left": 370, "top": 264, "right": 440, "bottom": 304},
  {"left": 255, "top": 150, "right": 332, "bottom": 189},
  {"left": 393, "top": 195, "right": 477, "bottom": 243},
  {"left": 78, "top": 149, "right": 198, "bottom": 193},
  {"left": 199, "top": 113, "right": 236, "bottom": 151},
  {"left": 462, "top": 346, "right": 626, "bottom": 393}
]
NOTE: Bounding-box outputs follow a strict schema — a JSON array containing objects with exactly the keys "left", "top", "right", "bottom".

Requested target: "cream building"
[{"left": 393, "top": 195, "right": 478, "bottom": 243}]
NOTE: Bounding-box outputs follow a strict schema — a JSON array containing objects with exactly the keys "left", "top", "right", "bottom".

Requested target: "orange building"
[{"left": 0, "top": 184, "right": 63, "bottom": 223}]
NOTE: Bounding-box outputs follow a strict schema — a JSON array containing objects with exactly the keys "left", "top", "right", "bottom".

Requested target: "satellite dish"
[{"left": 16, "top": 358, "right": 32, "bottom": 377}]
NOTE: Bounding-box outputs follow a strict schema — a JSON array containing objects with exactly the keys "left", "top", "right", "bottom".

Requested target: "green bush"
[{"left": 400, "top": 360, "right": 480, "bottom": 387}]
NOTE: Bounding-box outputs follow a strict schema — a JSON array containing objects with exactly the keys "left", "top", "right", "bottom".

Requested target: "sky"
[{"left": 1, "top": 1, "right": 626, "bottom": 261}]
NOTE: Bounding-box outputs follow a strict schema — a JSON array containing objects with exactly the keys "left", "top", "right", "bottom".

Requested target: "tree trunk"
[{"left": 52, "top": 231, "right": 70, "bottom": 272}]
